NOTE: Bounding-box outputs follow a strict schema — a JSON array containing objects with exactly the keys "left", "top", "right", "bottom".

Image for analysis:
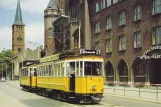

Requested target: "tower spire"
[
  {"left": 46, "top": 0, "right": 58, "bottom": 10},
  {"left": 14, "top": 0, "right": 24, "bottom": 25}
]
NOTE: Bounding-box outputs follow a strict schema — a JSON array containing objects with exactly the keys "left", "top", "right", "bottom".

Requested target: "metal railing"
[{"left": 104, "top": 82, "right": 161, "bottom": 101}]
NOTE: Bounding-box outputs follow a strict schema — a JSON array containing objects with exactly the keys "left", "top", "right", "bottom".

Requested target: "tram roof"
[{"left": 40, "top": 49, "right": 103, "bottom": 63}]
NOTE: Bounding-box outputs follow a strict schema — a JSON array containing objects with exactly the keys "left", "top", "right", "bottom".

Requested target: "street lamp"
[{"left": 61, "top": 15, "right": 81, "bottom": 49}]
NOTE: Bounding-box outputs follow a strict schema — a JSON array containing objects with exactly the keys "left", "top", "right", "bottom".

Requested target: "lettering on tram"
[{"left": 19, "top": 49, "right": 104, "bottom": 103}]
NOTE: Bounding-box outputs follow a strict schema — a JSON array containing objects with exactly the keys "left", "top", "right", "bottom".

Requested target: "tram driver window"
[{"left": 84, "top": 62, "right": 101, "bottom": 76}]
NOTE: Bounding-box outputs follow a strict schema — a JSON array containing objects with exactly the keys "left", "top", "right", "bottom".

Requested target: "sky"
[{"left": 0, "top": 0, "right": 50, "bottom": 52}]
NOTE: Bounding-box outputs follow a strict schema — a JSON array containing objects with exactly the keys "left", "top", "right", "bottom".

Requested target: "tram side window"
[
  {"left": 66, "top": 62, "right": 70, "bottom": 76},
  {"left": 46, "top": 65, "right": 49, "bottom": 76},
  {"left": 24, "top": 70, "right": 26, "bottom": 76},
  {"left": 55, "top": 64, "right": 57, "bottom": 76},
  {"left": 37, "top": 68, "right": 39, "bottom": 76},
  {"left": 80, "top": 61, "right": 83, "bottom": 76},
  {"left": 38, "top": 67, "right": 40, "bottom": 76},
  {"left": 76, "top": 62, "right": 79, "bottom": 76},
  {"left": 43, "top": 66, "right": 45, "bottom": 76},
  {"left": 58, "top": 64, "right": 61, "bottom": 76},
  {"left": 61, "top": 63, "right": 64, "bottom": 76},
  {"left": 41, "top": 66, "right": 43, "bottom": 76},
  {"left": 20, "top": 69, "right": 22, "bottom": 76},
  {"left": 21, "top": 69, "right": 22, "bottom": 76},
  {"left": 40, "top": 66, "right": 42, "bottom": 76},
  {"left": 53, "top": 64, "right": 56, "bottom": 76},
  {"left": 24, "top": 69, "right": 26, "bottom": 76},
  {"left": 26, "top": 71, "right": 28, "bottom": 76},
  {"left": 34, "top": 68, "right": 37, "bottom": 76},
  {"left": 39, "top": 67, "right": 42, "bottom": 76},
  {"left": 22, "top": 69, "right": 24, "bottom": 76},
  {"left": 49, "top": 65, "right": 52, "bottom": 76}
]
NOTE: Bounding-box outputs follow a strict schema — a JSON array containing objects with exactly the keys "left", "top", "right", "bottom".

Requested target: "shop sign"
[{"left": 140, "top": 45, "right": 161, "bottom": 59}]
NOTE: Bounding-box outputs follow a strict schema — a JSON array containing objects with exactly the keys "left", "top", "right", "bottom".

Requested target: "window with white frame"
[
  {"left": 95, "top": 21, "right": 100, "bottom": 33},
  {"left": 119, "top": 35, "right": 126, "bottom": 51},
  {"left": 153, "top": 0, "right": 161, "bottom": 15},
  {"left": 95, "top": 42, "right": 100, "bottom": 50},
  {"left": 134, "top": 5, "right": 142, "bottom": 21},
  {"left": 113, "top": 0, "right": 118, "bottom": 4},
  {"left": 134, "top": 31, "right": 142, "bottom": 48},
  {"left": 106, "top": 16, "right": 112, "bottom": 30},
  {"left": 106, "top": 0, "right": 112, "bottom": 7},
  {"left": 96, "top": 2, "right": 101, "bottom": 12},
  {"left": 49, "top": 28, "right": 53, "bottom": 38},
  {"left": 106, "top": 39, "right": 112, "bottom": 53},
  {"left": 101, "top": 0, "right": 105, "bottom": 9},
  {"left": 152, "top": 27, "right": 161, "bottom": 45},
  {"left": 119, "top": 11, "right": 126, "bottom": 26}
]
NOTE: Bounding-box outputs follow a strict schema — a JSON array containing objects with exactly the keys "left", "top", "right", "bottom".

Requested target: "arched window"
[
  {"left": 49, "top": 28, "right": 53, "bottom": 38},
  {"left": 17, "top": 36, "right": 22, "bottom": 43},
  {"left": 18, "top": 48, "right": 21, "bottom": 54}
]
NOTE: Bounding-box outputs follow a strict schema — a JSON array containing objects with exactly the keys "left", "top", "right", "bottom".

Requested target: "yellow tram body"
[
  {"left": 20, "top": 65, "right": 37, "bottom": 88},
  {"left": 37, "top": 77, "right": 70, "bottom": 91},
  {"left": 75, "top": 76, "right": 104, "bottom": 94}
]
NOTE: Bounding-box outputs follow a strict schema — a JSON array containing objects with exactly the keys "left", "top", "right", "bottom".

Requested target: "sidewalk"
[{"left": 104, "top": 86, "right": 161, "bottom": 104}]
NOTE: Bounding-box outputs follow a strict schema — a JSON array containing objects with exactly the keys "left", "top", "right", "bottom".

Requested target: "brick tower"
[
  {"left": 12, "top": 0, "right": 25, "bottom": 56},
  {"left": 44, "top": 0, "right": 61, "bottom": 56}
]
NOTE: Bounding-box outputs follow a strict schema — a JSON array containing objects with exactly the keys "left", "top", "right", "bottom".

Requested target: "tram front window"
[{"left": 84, "top": 62, "right": 102, "bottom": 76}]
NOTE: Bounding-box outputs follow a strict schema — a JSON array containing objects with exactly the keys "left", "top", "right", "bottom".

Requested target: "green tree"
[{"left": 0, "top": 50, "right": 14, "bottom": 79}]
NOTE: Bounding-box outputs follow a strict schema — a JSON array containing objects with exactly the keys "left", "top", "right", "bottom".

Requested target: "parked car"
[{"left": 1, "top": 77, "right": 6, "bottom": 82}]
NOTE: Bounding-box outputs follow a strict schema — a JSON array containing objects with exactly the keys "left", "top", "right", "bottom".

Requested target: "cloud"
[
  {"left": 25, "top": 22, "right": 44, "bottom": 49},
  {"left": 0, "top": 26, "right": 12, "bottom": 51},
  {"left": 0, "top": 22, "right": 44, "bottom": 52},
  {"left": 0, "top": 0, "right": 49, "bottom": 13}
]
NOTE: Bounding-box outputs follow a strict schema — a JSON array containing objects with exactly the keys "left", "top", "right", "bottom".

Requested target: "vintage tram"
[{"left": 20, "top": 49, "right": 104, "bottom": 103}]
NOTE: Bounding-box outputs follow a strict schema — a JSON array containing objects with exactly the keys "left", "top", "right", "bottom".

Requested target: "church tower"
[
  {"left": 44, "top": 0, "right": 61, "bottom": 56},
  {"left": 12, "top": 0, "right": 25, "bottom": 55}
]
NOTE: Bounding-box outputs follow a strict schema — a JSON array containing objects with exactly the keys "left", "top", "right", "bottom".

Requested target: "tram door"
[{"left": 69, "top": 62, "right": 75, "bottom": 91}]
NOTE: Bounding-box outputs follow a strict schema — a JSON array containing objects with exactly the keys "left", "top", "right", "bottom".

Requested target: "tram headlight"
[{"left": 92, "top": 85, "right": 97, "bottom": 90}]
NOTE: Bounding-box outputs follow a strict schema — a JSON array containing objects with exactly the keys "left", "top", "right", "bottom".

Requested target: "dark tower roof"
[
  {"left": 13, "top": 0, "right": 24, "bottom": 25},
  {"left": 46, "top": 0, "right": 58, "bottom": 10}
]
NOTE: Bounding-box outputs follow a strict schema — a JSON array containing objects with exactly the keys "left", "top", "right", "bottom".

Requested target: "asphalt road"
[
  {"left": 0, "top": 81, "right": 122, "bottom": 107},
  {"left": 0, "top": 81, "right": 161, "bottom": 107}
]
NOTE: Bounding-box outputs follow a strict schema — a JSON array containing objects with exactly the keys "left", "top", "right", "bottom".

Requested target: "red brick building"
[
  {"left": 88, "top": 0, "right": 161, "bottom": 84},
  {"left": 44, "top": 0, "right": 64, "bottom": 56}
]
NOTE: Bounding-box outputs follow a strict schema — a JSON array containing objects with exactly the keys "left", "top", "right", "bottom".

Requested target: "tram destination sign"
[{"left": 79, "top": 49, "right": 100, "bottom": 55}]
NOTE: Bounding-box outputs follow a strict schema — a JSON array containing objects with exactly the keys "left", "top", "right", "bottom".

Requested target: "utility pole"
[
  {"left": 1, "top": 65, "right": 3, "bottom": 78},
  {"left": 78, "top": 21, "right": 81, "bottom": 49},
  {"left": 6, "top": 63, "right": 7, "bottom": 80},
  {"left": 12, "top": 61, "right": 14, "bottom": 80}
]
